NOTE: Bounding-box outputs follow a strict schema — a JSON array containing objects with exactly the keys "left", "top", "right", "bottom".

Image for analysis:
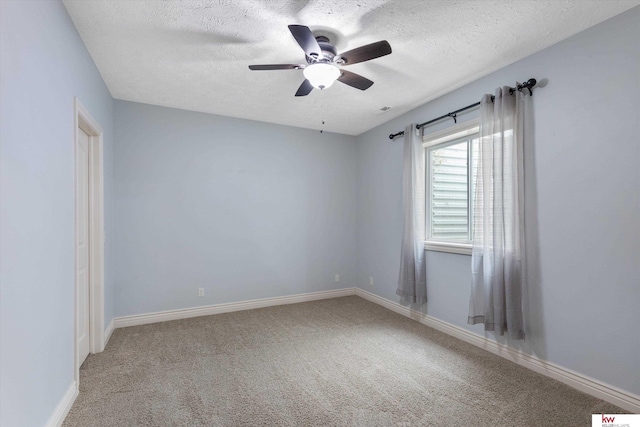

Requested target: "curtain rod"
[{"left": 388, "top": 78, "right": 537, "bottom": 140}]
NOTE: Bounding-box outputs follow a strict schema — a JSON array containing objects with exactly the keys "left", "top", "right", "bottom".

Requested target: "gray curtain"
[
  {"left": 397, "top": 124, "right": 427, "bottom": 304},
  {"left": 468, "top": 87, "right": 527, "bottom": 340}
]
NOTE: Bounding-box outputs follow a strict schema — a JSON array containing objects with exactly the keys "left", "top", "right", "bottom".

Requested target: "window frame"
[{"left": 423, "top": 119, "right": 479, "bottom": 256}]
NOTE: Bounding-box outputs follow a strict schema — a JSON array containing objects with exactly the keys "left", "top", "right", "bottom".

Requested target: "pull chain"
[{"left": 320, "top": 88, "right": 325, "bottom": 134}]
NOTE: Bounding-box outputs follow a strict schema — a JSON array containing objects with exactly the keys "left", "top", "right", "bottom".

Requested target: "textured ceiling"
[{"left": 63, "top": 0, "right": 639, "bottom": 135}]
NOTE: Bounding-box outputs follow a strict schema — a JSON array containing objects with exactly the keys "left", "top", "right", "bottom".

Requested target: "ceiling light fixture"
[{"left": 303, "top": 63, "right": 341, "bottom": 89}]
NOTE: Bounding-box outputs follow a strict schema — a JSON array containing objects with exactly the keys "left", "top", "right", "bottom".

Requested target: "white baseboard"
[
  {"left": 114, "top": 288, "right": 357, "bottom": 329},
  {"left": 355, "top": 288, "right": 640, "bottom": 413},
  {"left": 104, "top": 318, "right": 115, "bottom": 347},
  {"left": 45, "top": 381, "right": 78, "bottom": 427}
]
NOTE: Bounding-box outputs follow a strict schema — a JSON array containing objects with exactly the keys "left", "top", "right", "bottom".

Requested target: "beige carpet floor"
[{"left": 63, "top": 296, "right": 623, "bottom": 426}]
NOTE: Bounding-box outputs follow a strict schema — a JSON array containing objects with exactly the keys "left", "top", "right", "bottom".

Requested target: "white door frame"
[{"left": 73, "top": 97, "right": 105, "bottom": 385}]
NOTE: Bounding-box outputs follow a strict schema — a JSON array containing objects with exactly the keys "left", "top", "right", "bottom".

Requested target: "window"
[{"left": 424, "top": 120, "right": 479, "bottom": 255}]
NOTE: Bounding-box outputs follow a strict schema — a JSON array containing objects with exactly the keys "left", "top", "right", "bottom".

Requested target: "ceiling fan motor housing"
[{"left": 314, "top": 36, "right": 337, "bottom": 62}]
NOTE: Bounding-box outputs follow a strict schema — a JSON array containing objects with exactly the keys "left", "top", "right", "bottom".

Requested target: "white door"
[{"left": 76, "top": 127, "right": 91, "bottom": 365}]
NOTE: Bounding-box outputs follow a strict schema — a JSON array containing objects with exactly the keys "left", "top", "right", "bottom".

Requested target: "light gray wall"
[
  {"left": 114, "top": 101, "right": 357, "bottom": 316},
  {"left": 0, "top": 1, "right": 115, "bottom": 426},
  {"left": 356, "top": 6, "right": 640, "bottom": 396}
]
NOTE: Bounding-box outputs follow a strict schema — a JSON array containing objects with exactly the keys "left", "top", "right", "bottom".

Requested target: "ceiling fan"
[{"left": 248, "top": 25, "right": 392, "bottom": 97}]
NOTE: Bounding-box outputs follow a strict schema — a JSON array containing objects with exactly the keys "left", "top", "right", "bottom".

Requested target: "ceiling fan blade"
[
  {"left": 288, "top": 25, "right": 322, "bottom": 59},
  {"left": 339, "top": 40, "right": 392, "bottom": 65},
  {"left": 337, "top": 70, "right": 374, "bottom": 91},
  {"left": 295, "top": 79, "right": 314, "bottom": 97},
  {"left": 248, "top": 64, "right": 305, "bottom": 70}
]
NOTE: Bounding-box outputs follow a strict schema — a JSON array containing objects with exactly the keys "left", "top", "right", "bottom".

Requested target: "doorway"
[{"left": 74, "top": 98, "right": 105, "bottom": 385}]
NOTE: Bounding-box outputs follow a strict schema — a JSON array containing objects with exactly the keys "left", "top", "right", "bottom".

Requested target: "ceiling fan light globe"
[{"left": 303, "top": 63, "right": 340, "bottom": 89}]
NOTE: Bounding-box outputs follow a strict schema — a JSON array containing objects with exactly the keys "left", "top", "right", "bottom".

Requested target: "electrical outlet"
[
  {"left": 335, "top": 274, "right": 340, "bottom": 282},
  {"left": 369, "top": 277, "right": 374, "bottom": 286},
  {"left": 198, "top": 288, "right": 204, "bottom": 297}
]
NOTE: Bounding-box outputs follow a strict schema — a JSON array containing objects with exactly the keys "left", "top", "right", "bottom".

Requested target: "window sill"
[{"left": 424, "top": 241, "right": 472, "bottom": 256}]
